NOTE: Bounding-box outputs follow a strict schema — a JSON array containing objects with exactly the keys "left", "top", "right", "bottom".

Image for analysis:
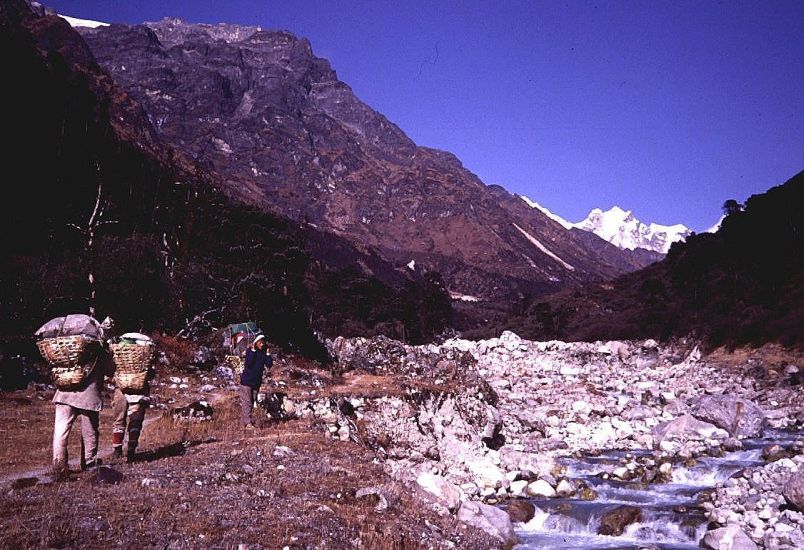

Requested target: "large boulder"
[
  {"left": 416, "top": 473, "right": 462, "bottom": 512},
  {"left": 691, "top": 396, "right": 765, "bottom": 438},
  {"left": 652, "top": 415, "right": 728, "bottom": 447},
  {"left": 597, "top": 505, "right": 642, "bottom": 536},
  {"left": 701, "top": 525, "right": 758, "bottom": 550},
  {"left": 458, "top": 501, "right": 518, "bottom": 547},
  {"left": 783, "top": 468, "right": 804, "bottom": 510},
  {"left": 526, "top": 479, "right": 556, "bottom": 498}
]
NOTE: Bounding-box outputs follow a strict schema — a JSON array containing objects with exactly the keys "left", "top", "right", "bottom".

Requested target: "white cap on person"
[{"left": 253, "top": 334, "right": 266, "bottom": 345}]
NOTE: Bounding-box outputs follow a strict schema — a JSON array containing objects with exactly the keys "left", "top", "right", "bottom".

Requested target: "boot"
[
  {"left": 126, "top": 444, "right": 137, "bottom": 463},
  {"left": 81, "top": 458, "right": 102, "bottom": 471},
  {"left": 112, "top": 446, "right": 123, "bottom": 459}
]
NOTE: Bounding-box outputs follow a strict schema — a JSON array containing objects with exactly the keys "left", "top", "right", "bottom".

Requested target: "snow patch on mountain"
[
  {"left": 512, "top": 223, "right": 575, "bottom": 271},
  {"left": 448, "top": 291, "right": 480, "bottom": 302},
  {"left": 519, "top": 195, "right": 573, "bottom": 229},
  {"left": 575, "top": 206, "right": 692, "bottom": 254},
  {"left": 60, "top": 15, "right": 109, "bottom": 28}
]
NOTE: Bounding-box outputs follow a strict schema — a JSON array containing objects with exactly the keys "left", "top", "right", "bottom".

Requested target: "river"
[{"left": 515, "top": 429, "right": 801, "bottom": 549}]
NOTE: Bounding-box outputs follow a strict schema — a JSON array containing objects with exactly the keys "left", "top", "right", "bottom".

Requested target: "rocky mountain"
[
  {"left": 73, "top": 17, "right": 656, "bottom": 302},
  {"left": 521, "top": 197, "right": 691, "bottom": 256},
  {"left": 0, "top": 0, "right": 451, "bottom": 349}
]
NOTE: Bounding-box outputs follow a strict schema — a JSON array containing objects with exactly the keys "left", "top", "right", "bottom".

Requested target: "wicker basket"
[
  {"left": 37, "top": 335, "right": 99, "bottom": 390},
  {"left": 110, "top": 342, "right": 155, "bottom": 372},
  {"left": 115, "top": 370, "right": 150, "bottom": 393},
  {"left": 110, "top": 342, "right": 154, "bottom": 393},
  {"left": 224, "top": 354, "right": 244, "bottom": 375},
  {"left": 36, "top": 335, "right": 98, "bottom": 367},
  {"left": 50, "top": 361, "right": 97, "bottom": 390}
]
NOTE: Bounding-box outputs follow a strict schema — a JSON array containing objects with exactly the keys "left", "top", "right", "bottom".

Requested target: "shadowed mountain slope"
[
  {"left": 0, "top": 1, "right": 450, "bottom": 352},
  {"left": 76, "top": 18, "right": 655, "bottom": 302}
]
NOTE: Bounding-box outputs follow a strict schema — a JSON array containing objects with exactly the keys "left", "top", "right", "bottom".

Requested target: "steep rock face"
[{"left": 77, "top": 18, "right": 653, "bottom": 299}]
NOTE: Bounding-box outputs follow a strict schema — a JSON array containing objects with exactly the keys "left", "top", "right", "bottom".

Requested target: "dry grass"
[
  {"left": 0, "top": 375, "right": 500, "bottom": 549},
  {"left": 706, "top": 343, "right": 803, "bottom": 369}
]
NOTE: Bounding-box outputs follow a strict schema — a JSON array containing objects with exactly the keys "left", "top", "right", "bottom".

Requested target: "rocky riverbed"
[{"left": 278, "top": 332, "right": 804, "bottom": 547}]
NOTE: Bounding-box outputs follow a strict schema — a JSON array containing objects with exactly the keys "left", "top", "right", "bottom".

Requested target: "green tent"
[{"left": 226, "top": 322, "right": 259, "bottom": 336}]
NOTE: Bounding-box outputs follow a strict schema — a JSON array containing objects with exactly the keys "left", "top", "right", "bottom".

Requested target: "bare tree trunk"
[
  {"left": 67, "top": 162, "right": 117, "bottom": 318},
  {"left": 86, "top": 173, "right": 103, "bottom": 317}
]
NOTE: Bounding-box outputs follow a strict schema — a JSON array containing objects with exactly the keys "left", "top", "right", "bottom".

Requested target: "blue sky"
[{"left": 50, "top": 1, "right": 803, "bottom": 232}]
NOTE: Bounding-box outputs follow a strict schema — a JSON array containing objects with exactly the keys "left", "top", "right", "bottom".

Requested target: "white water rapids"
[{"left": 513, "top": 432, "right": 796, "bottom": 549}]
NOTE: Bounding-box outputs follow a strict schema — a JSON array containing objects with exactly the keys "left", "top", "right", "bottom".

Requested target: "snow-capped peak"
[
  {"left": 519, "top": 195, "right": 572, "bottom": 229},
  {"left": 521, "top": 197, "right": 692, "bottom": 254},
  {"left": 574, "top": 206, "right": 692, "bottom": 254},
  {"left": 60, "top": 15, "right": 109, "bottom": 29}
]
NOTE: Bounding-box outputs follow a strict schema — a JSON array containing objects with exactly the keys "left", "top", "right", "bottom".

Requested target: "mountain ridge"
[
  {"left": 74, "top": 17, "right": 658, "bottom": 302},
  {"left": 520, "top": 196, "right": 692, "bottom": 255}
]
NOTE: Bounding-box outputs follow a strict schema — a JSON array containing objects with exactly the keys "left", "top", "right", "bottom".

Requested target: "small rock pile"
[{"left": 705, "top": 451, "right": 804, "bottom": 549}]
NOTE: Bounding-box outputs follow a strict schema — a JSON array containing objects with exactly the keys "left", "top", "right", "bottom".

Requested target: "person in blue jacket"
[{"left": 239, "top": 334, "right": 272, "bottom": 429}]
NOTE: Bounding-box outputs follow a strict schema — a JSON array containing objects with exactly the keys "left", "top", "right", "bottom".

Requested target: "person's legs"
[
  {"left": 239, "top": 385, "right": 254, "bottom": 426},
  {"left": 52, "top": 404, "right": 77, "bottom": 471},
  {"left": 112, "top": 389, "right": 128, "bottom": 457},
  {"left": 126, "top": 400, "right": 148, "bottom": 459},
  {"left": 79, "top": 409, "right": 100, "bottom": 467}
]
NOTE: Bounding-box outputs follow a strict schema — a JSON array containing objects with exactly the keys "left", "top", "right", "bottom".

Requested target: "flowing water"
[{"left": 514, "top": 430, "right": 799, "bottom": 549}]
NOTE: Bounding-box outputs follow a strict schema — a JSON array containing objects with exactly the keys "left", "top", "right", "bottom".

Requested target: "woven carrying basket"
[
  {"left": 224, "top": 354, "right": 244, "bottom": 375},
  {"left": 110, "top": 342, "right": 154, "bottom": 373},
  {"left": 37, "top": 336, "right": 99, "bottom": 390},
  {"left": 50, "top": 362, "right": 97, "bottom": 390},
  {"left": 115, "top": 371, "right": 150, "bottom": 393},
  {"left": 36, "top": 335, "right": 98, "bottom": 367},
  {"left": 110, "top": 342, "right": 154, "bottom": 393}
]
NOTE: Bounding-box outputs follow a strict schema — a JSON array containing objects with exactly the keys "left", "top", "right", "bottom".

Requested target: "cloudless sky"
[{"left": 49, "top": 1, "right": 803, "bottom": 232}]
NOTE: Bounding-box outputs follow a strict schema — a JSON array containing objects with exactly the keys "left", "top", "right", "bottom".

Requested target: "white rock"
[
  {"left": 555, "top": 479, "right": 575, "bottom": 497},
  {"left": 457, "top": 500, "right": 518, "bottom": 546},
  {"left": 510, "top": 480, "right": 528, "bottom": 496},
  {"left": 526, "top": 480, "right": 556, "bottom": 498},
  {"left": 612, "top": 467, "right": 629, "bottom": 479},
  {"left": 416, "top": 473, "right": 462, "bottom": 511},
  {"left": 467, "top": 458, "right": 506, "bottom": 489}
]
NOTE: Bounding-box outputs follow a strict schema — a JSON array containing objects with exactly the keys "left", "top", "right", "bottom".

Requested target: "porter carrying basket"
[
  {"left": 36, "top": 335, "right": 100, "bottom": 390},
  {"left": 110, "top": 335, "right": 155, "bottom": 393}
]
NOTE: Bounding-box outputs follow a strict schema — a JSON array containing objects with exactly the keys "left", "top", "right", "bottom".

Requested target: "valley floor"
[{"left": 0, "top": 337, "right": 801, "bottom": 549}]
